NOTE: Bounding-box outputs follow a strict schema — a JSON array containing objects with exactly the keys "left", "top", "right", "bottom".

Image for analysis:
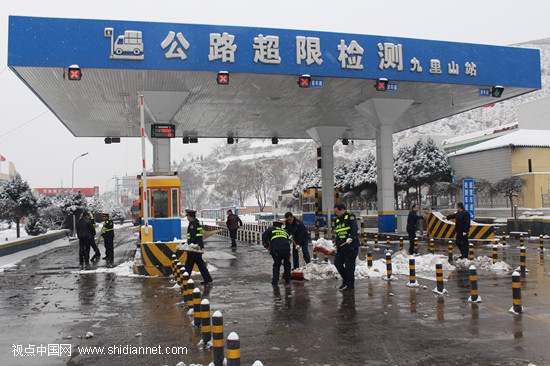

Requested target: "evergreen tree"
[{"left": 0, "top": 174, "right": 38, "bottom": 238}]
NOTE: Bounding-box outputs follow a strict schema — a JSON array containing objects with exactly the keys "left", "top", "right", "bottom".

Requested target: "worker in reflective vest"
[
  {"left": 262, "top": 221, "right": 291, "bottom": 286},
  {"left": 333, "top": 203, "right": 359, "bottom": 291},
  {"left": 185, "top": 209, "right": 213, "bottom": 285},
  {"left": 101, "top": 213, "right": 115, "bottom": 267}
]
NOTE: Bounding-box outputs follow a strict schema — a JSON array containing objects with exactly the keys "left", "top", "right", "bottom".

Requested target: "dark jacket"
[
  {"left": 226, "top": 214, "right": 243, "bottom": 230},
  {"left": 446, "top": 210, "right": 471, "bottom": 235},
  {"left": 285, "top": 218, "right": 309, "bottom": 245},
  {"left": 187, "top": 218, "right": 204, "bottom": 248},
  {"left": 77, "top": 216, "right": 95, "bottom": 240},
  {"left": 333, "top": 212, "right": 359, "bottom": 249},
  {"left": 407, "top": 210, "right": 422, "bottom": 232},
  {"left": 262, "top": 226, "right": 290, "bottom": 253},
  {"left": 101, "top": 219, "right": 114, "bottom": 238}
]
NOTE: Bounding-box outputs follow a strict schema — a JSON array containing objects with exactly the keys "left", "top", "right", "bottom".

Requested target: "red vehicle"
[{"left": 130, "top": 200, "right": 140, "bottom": 226}]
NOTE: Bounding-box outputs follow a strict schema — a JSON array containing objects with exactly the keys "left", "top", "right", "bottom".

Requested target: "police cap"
[{"left": 273, "top": 221, "right": 283, "bottom": 227}]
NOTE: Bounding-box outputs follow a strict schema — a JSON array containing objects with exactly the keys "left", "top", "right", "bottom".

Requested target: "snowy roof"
[
  {"left": 449, "top": 129, "right": 550, "bottom": 156},
  {"left": 442, "top": 122, "right": 518, "bottom": 145}
]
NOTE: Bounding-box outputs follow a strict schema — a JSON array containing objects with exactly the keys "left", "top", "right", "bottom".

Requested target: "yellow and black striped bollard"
[
  {"left": 227, "top": 332, "right": 240, "bottom": 366},
  {"left": 468, "top": 243, "right": 474, "bottom": 260},
  {"left": 182, "top": 270, "right": 190, "bottom": 300},
  {"left": 429, "top": 238, "right": 435, "bottom": 255},
  {"left": 511, "top": 271, "right": 523, "bottom": 313},
  {"left": 386, "top": 236, "right": 391, "bottom": 251},
  {"left": 201, "top": 298, "right": 211, "bottom": 346},
  {"left": 385, "top": 252, "right": 392, "bottom": 279},
  {"left": 433, "top": 263, "right": 446, "bottom": 294},
  {"left": 492, "top": 245, "right": 498, "bottom": 264},
  {"left": 539, "top": 234, "right": 544, "bottom": 252},
  {"left": 187, "top": 279, "right": 195, "bottom": 308},
  {"left": 448, "top": 240, "right": 454, "bottom": 263},
  {"left": 174, "top": 261, "right": 183, "bottom": 288},
  {"left": 374, "top": 235, "right": 379, "bottom": 250},
  {"left": 414, "top": 237, "right": 419, "bottom": 254},
  {"left": 193, "top": 287, "right": 202, "bottom": 327},
  {"left": 468, "top": 264, "right": 481, "bottom": 303},
  {"left": 520, "top": 233, "right": 524, "bottom": 247},
  {"left": 212, "top": 311, "right": 224, "bottom": 366},
  {"left": 502, "top": 233, "right": 507, "bottom": 246},
  {"left": 520, "top": 246, "right": 526, "bottom": 273},
  {"left": 406, "top": 258, "right": 418, "bottom": 286},
  {"left": 171, "top": 254, "right": 178, "bottom": 277},
  {"left": 367, "top": 251, "right": 373, "bottom": 269},
  {"left": 399, "top": 237, "right": 403, "bottom": 251}
]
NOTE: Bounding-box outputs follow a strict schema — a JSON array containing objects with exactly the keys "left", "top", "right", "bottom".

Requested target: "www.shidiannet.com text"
[
  {"left": 79, "top": 344, "right": 188, "bottom": 356},
  {"left": 11, "top": 343, "right": 188, "bottom": 358}
]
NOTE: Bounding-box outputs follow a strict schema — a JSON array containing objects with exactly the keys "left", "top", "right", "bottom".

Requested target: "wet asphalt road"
[{"left": 1, "top": 226, "right": 550, "bottom": 366}]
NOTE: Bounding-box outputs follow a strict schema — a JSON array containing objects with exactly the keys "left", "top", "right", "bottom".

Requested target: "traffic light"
[
  {"left": 316, "top": 147, "right": 322, "bottom": 169},
  {"left": 491, "top": 85, "right": 504, "bottom": 98},
  {"left": 217, "top": 71, "right": 229, "bottom": 85},
  {"left": 68, "top": 65, "right": 81, "bottom": 80},
  {"left": 375, "top": 78, "right": 388, "bottom": 91},
  {"left": 298, "top": 74, "right": 311, "bottom": 88}
]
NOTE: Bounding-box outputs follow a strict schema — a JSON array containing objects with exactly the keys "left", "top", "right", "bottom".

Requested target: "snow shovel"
[{"left": 290, "top": 237, "right": 307, "bottom": 280}]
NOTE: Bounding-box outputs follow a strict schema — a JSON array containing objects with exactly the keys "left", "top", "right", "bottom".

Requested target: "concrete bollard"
[
  {"left": 227, "top": 331, "right": 240, "bottom": 366},
  {"left": 540, "top": 234, "right": 544, "bottom": 252},
  {"left": 399, "top": 237, "right": 403, "bottom": 251},
  {"left": 468, "top": 243, "right": 474, "bottom": 260},
  {"left": 385, "top": 252, "right": 392, "bottom": 279},
  {"left": 414, "top": 237, "right": 419, "bottom": 254},
  {"left": 193, "top": 287, "right": 202, "bottom": 327},
  {"left": 367, "top": 251, "right": 373, "bottom": 269},
  {"left": 201, "top": 299, "right": 212, "bottom": 346},
  {"left": 212, "top": 311, "right": 224, "bottom": 366},
  {"left": 448, "top": 241, "right": 454, "bottom": 263},
  {"left": 468, "top": 265, "right": 482, "bottom": 303},
  {"left": 406, "top": 258, "right": 419, "bottom": 287},
  {"left": 520, "top": 246, "right": 526, "bottom": 273},
  {"left": 429, "top": 238, "right": 435, "bottom": 255},
  {"left": 492, "top": 245, "right": 498, "bottom": 264},
  {"left": 186, "top": 279, "right": 195, "bottom": 308},
  {"left": 510, "top": 271, "right": 523, "bottom": 314},
  {"left": 432, "top": 263, "right": 447, "bottom": 294}
]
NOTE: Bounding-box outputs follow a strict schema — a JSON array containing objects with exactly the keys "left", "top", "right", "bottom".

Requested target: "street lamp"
[
  {"left": 71, "top": 152, "right": 88, "bottom": 237},
  {"left": 72, "top": 152, "right": 89, "bottom": 192}
]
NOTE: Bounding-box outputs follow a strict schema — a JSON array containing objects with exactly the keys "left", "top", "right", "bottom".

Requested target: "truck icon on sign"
[{"left": 104, "top": 27, "right": 144, "bottom": 60}]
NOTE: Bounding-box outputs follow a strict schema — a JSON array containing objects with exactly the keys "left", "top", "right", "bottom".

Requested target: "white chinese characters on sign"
[
  {"left": 253, "top": 35, "right": 281, "bottom": 64},
  {"left": 161, "top": 31, "right": 190, "bottom": 60},
  {"left": 209, "top": 33, "right": 238, "bottom": 63},
  {"left": 296, "top": 36, "right": 323, "bottom": 66},
  {"left": 337, "top": 40, "right": 364, "bottom": 70},
  {"left": 378, "top": 43, "right": 403, "bottom": 71}
]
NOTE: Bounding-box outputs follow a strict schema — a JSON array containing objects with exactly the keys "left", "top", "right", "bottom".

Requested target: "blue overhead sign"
[{"left": 8, "top": 16, "right": 541, "bottom": 89}]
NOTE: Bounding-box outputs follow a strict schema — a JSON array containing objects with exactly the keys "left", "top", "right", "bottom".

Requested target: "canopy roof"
[{"left": 8, "top": 16, "right": 542, "bottom": 142}]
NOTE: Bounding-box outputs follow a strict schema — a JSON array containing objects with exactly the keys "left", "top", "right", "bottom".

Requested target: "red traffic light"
[
  {"left": 217, "top": 71, "right": 229, "bottom": 85},
  {"left": 68, "top": 65, "right": 81, "bottom": 80},
  {"left": 298, "top": 74, "right": 311, "bottom": 88},
  {"left": 375, "top": 78, "right": 388, "bottom": 91}
]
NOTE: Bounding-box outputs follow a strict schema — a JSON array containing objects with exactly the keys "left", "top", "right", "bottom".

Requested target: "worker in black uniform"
[
  {"left": 89, "top": 214, "right": 101, "bottom": 262},
  {"left": 284, "top": 212, "right": 311, "bottom": 269},
  {"left": 446, "top": 202, "right": 471, "bottom": 259},
  {"left": 185, "top": 209, "right": 213, "bottom": 285},
  {"left": 76, "top": 211, "right": 95, "bottom": 269},
  {"left": 333, "top": 203, "right": 359, "bottom": 291},
  {"left": 262, "top": 221, "right": 291, "bottom": 286},
  {"left": 100, "top": 213, "right": 115, "bottom": 267},
  {"left": 406, "top": 204, "right": 424, "bottom": 255}
]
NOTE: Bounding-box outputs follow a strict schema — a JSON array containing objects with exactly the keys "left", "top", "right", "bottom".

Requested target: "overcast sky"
[{"left": 1, "top": 0, "right": 549, "bottom": 194}]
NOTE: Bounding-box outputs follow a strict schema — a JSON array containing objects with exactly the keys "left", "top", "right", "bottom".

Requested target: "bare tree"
[
  {"left": 249, "top": 160, "right": 275, "bottom": 212},
  {"left": 495, "top": 176, "right": 526, "bottom": 216}
]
